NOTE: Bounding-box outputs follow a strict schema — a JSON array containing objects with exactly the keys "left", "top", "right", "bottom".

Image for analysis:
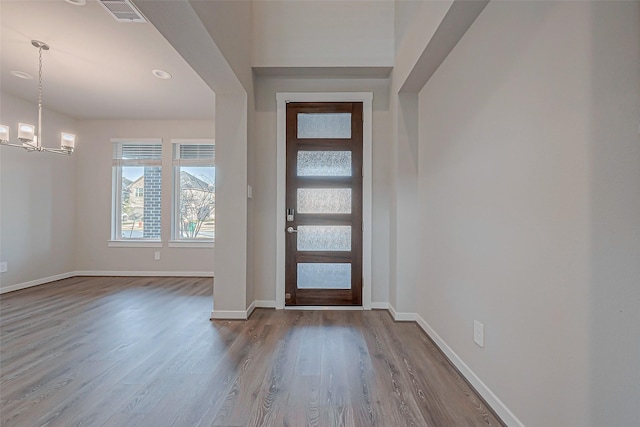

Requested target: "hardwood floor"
[{"left": 0, "top": 276, "right": 504, "bottom": 426}]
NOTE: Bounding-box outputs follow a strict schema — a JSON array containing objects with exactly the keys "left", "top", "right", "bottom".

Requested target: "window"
[
  {"left": 112, "top": 140, "right": 162, "bottom": 241},
  {"left": 172, "top": 141, "right": 215, "bottom": 241}
]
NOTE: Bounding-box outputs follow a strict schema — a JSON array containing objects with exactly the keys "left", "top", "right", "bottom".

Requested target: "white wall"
[
  {"left": 587, "top": 2, "right": 640, "bottom": 424},
  {"left": 252, "top": 76, "right": 391, "bottom": 305},
  {"left": 415, "top": 1, "right": 639, "bottom": 426},
  {"left": 393, "top": 0, "right": 453, "bottom": 87},
  {"left": 392, "top": 92, "right": 419, "bottom": 314},
  {"left": 394, "top": 0, "right": 423, "bottom": 54},
  {"left": 212, "top": 93, "right": 250, "bottom": 315},
  {"left": 189, "top": 0, "right": 253, "bottom": 93},
  {"left": 388, "top": 0, "right": 456, "bottom": 313},
  {"left": 0, "top": 92, "right": 78, "bottom": 290},
  {"left": 182, "top": 0, "right": 256, "bottom": 311},
  {"left": 252, "top": 0, "right": 394, "bottom": 68},
  {"left": 75, "top": 119, "right": 215, "bottom": 274},
  {"left": 133, "top": 0, "right": 255, "bottom": 316}
]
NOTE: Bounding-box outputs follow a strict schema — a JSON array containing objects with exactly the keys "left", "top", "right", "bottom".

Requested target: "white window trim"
[
  {"left": 168, "top": 240, "right": 215, "bottom": 248},
  {"left": 108, "top": 240, "right": 162, "bottom": 248},
  {"left": 275, "top": 92, "right": 373, "bottom": 310},
  {"left": 110, "top": 138, "right": 163, "bottom": 244},
  {"left": 171, "top": 139, "right": 215, "bottom": 243}
]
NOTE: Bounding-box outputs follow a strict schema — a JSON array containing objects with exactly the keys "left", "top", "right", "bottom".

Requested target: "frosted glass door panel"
[
  {"left": 297, "top": 189, "right": 352, "bottom": 214},
  {"left": 297, "top": 151, "right": 352, "bottom": 176},
  {"left": 297, "top": 113, "right": 351, "bottom": 139},
  {"left": 297, "top": 263, "right": 351, "bottom": 289},
  {"left": 297, "top": 226, "right": 351, "bottom": 251}
]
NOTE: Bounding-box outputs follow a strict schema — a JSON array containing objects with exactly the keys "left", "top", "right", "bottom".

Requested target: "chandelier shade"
[
  {"left": 0, "top": 125, "right": 9, "bottom": 143},
  {"left": 0, "top": 40, "right": 76, "bottom": 155},
  {"left": 18, "top": 123, "right": 36, "bottom": 143}
]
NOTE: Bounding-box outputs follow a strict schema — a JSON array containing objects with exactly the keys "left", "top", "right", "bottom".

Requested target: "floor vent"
[{"left": 98, "top": 0, "right": 146, "bottom": 23}]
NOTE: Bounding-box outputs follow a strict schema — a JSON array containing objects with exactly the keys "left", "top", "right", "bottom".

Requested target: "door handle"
[{"left": 287, "top": 227, "right": 298, "bottom": 233}]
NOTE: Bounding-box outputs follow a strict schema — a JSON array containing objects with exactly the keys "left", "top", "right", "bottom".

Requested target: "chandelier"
[{"left": 0, "top": 40, "right": 76, "bottom": 155}]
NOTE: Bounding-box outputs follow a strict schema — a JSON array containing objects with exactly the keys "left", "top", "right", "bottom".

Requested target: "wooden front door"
[{"left": 285, "top": 102, "right": 363, "bottom": 306}]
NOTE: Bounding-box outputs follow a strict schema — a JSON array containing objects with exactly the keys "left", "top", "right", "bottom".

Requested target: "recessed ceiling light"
[
  {"left": 11, "top": 71, "right": 33, "bottom": 80},
  {"left": 65, "top": 0, "right": 86, "bottom": 6},
  {"left": 152, "top": 69, "right": 172, "bottom": 80}
]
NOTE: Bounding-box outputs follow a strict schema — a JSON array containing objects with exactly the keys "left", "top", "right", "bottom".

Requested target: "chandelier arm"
[
  {"left": 41, "top": 147, "right": 72, "bottom": 155},
  {"left": 0, "top": 141, "right": 30, "bottom": 149}
]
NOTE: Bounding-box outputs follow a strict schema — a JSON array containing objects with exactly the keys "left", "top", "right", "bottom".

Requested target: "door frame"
[{"left": 276, "top": 92, "right": 373, "bottom": 310}]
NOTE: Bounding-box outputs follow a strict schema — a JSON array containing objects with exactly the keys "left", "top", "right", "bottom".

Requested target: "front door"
[{"left": 285, "top": 102, "right": 363, "bottom": 306}]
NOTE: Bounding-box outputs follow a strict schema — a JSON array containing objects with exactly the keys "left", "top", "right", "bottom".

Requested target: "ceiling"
[{"left": 0, "top": 0, "right": 215, "bottom": 120}]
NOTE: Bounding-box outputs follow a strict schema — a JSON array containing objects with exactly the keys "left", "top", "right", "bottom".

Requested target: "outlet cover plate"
[
  {"left": 474, "top": 320, "right": 484, "bottom": 347},
  {"left": 0, "top": 262, "right": 6, "bottom": 273}
]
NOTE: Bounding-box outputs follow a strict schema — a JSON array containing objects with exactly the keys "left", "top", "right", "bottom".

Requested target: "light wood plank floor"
[{"left": 0, "top": 276, "right": 504, "bottom": 426}]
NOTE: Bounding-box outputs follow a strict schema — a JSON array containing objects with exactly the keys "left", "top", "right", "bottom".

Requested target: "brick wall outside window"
[{"left": 143, "top": 167, "right": 161, "bottom": 239}]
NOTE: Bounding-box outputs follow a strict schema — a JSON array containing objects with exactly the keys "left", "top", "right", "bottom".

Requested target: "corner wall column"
[{"left": 212, "top": 93, "right": 248, "bottom": 318}]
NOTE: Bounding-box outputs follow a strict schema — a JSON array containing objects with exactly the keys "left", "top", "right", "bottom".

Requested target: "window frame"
[
  {"left": 110, "top": 138, "right": 163, "bottom": 246},
  {"left": 170, "top": 138, "right": 215, "bottom": 248}
]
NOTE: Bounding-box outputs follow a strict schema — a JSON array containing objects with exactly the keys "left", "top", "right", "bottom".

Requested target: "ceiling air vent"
[{"left": 98, "top": 0, "right": 146, "bottom": 23}]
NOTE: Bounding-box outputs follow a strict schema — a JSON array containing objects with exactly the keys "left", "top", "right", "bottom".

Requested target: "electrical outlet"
[
  {"left": 154, "top": 251, "right": 160, "bottom": 261},
  {"left": 0, "top": 262, "right": 7, "bottom": 273},
  {"left": 474, "top": 320, "right": 484, "bottom": 347}
]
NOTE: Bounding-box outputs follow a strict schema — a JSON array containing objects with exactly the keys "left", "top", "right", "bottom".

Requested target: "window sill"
[
  {"left": 108, "top": 240, "right": 163, "bottom": 248},
  {"left": 168, "top": 240, "right": 214, "bottom": 248}
]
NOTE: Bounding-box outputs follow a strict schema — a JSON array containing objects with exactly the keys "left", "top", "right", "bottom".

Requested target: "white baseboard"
[
  {"left": 389, "top": 303, "right": 397, "bottom": 319},
  {"left": 371, "top": 302, "right": 389, "bottom": 310},
  {"left": 74, "top": 270, "right": 214, "bottom": 277},
  {"left": 388, "top": 303, "right": 416, "bottom": 322},
  {"left": 414, "top": 313, "right": 524, "bottom": 427},
  {"left": 0, "top": 272, "right": 76, "bottom": 294},
  {"left": 284, "top": 306, "right": 364, "bottom": 311},
  {"left": 210, "top": 309, "right": 250, "bottom": 320},
  {"left": 254, "top": 300, "right": 277, "bottom": 308},
  {"left": 210, "top": 300, "right": 260, "bottom": 320},
  {"left": 394, "top": 312, "right": 416, "bottom": 322},
  {"left": 212, "top": 300, "right": 276, "bottom": 320},
  {"left": 246, "top": 301, "right": 256, "bottom": 318}
]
